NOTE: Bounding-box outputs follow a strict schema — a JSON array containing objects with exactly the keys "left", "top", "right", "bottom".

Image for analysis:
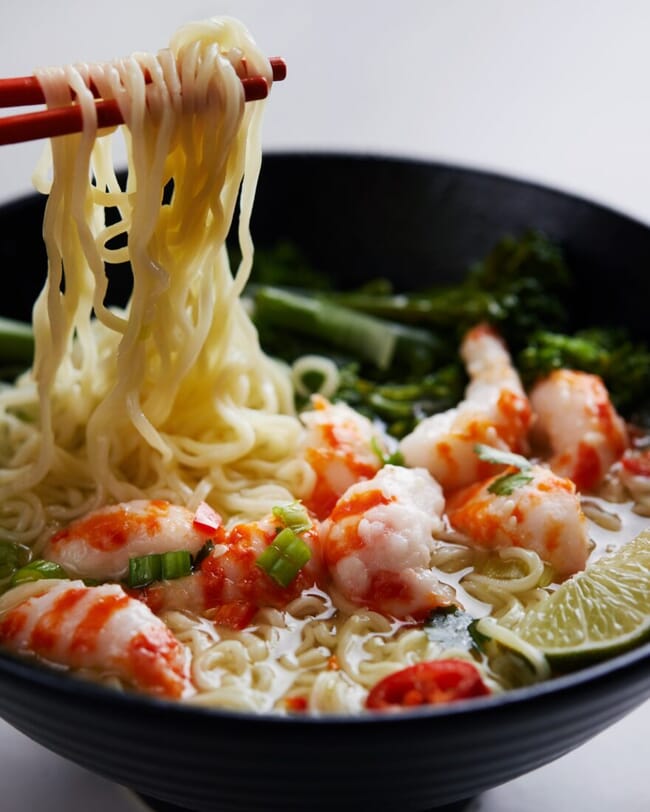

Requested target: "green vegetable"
[
  {"left": 0, "top": 541, "right": 31, "bottom": 581},
  {"left": 488, "top": 471, "right": 534, "bottom": 496},
  {"left": 0, "top": 317, "right": 34, "bottom": 365},
  {"left": 128, "top": 550, "right": 194, "bottom": 587},
  {"left": 322, "top": 229, "right": 571, "bottom": 345},
  {"left": 334, "top": 362, "right": 465, "bottom": 438},
  {"left": 518, "top": 328, "right": 650, "bottom": 412},
  {"left": 128, "top": 554, "right": 162, "bottom": 588},
  {"left": 11, "top": 559, "right": 69, "bottom": 586},
  {"left": 272, "top": 502, "right": 312, "bottom": 533},
  {"left": 0, "top": 317, "right": 35, "bottom": 381},
  {"left": 246, "top": 231, "right": 579, "bottom": 439},
  {"left": 370, "top": 436, "right": 405, "bottom": 468},
  {"left": 253, "top": 286, "right": 443, "bottom": 375},
  {"left": 160, "top": 550, "right": 193, "bottom": 580},
  {"left": 474, "top": 443, "right": 531, "bottom": 470},
  {"left": 256, "top": 528, "right": 312, "bottom": 587}
]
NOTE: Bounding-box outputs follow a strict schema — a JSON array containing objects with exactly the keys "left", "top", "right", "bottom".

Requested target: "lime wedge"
[{"left": 515, "top": 528, "right": 650, "bottom": 667}]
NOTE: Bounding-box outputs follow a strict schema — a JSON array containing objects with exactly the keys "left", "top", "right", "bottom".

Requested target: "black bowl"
[{"left": 0, "top": 152, "right": 649, "bottom": 812}]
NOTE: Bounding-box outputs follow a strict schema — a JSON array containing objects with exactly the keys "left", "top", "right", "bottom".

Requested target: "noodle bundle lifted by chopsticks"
[{"left": 0, "top": 17, "right": 313, "bottom": 549}]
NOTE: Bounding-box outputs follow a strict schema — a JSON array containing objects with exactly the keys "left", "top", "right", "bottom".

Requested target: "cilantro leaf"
[
  {"left": 474, "top": 443, "right": 531, "bottom": 470},
  {"left": 371, "top": 436, "right": 405, "bottom": 467},
  {"left": 488, "top": 471, "right": 534, "bottom": 496}
]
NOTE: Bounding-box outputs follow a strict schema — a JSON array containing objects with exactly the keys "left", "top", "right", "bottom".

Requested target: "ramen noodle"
[{"left": 0, "top": 16, "right": 646, "bottom": 714}]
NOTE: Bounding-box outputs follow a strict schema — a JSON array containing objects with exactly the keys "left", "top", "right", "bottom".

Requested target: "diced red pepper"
[
  {"left": 365, "top": 659, "right": 490, "bottom": 710},
  {"left": 193, "top": 501, "right": 223, "bottom": 534},
  {"left": 285, "top": 695, "right": 308, "bottom": 712},
  {"left": 210, "top": 601, "right": 257, "bottom": 630}
]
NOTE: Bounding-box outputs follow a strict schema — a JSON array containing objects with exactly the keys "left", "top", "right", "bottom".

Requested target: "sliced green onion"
[
  {"left": 128, "top": 554, "right": 162, "bottom": 588},
  {"left": 128, "top": 550, "right": 195, "bottom": 588},
  {"left": 271, "top": 502, "right": 311, "bottom": 533},
  {"left": 256, "top": 528, "right": 312, "bottom": 588},
  {"left": 11, "top": 559, "right": 69, "bottom": 587},
  {"left": 0, "top": 540, "right": 31, "bottom": 580},
  {"left": 160, "top": 550, "right": 193, "bottom": 580}
]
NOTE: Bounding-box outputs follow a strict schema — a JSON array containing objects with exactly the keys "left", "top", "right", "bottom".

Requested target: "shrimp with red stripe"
[
  {"left": 320, "top": 464, "right": 455, "bottom": 619},
  {"left": 446, "top": 463, "right": 590, "bottom": 578},
  {"left": 0, "top": 579, "right": 192, "bottom": 699},
  {"left": 400, "top": 324, "right": 532, "bottom": 493},
  {"left": 529, "top": 369, "right": 629, "bottom": 492},
  {"left": 43, "top": 499, "right": 224, "bottom": 581},
  {"left": 141, "top": 507, "right": 325, "bottom": 629},
  {"left": 300, "top": 395, "right": 389, "bottom": 519}
]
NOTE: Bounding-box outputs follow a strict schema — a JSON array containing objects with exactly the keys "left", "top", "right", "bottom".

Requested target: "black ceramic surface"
[{"left": 0, "top": 152, "right": 649, "bottom": 812}]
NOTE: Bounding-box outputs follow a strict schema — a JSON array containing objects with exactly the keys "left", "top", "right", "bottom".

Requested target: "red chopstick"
[{"left": 0, "top": 57, "right": 286, "bottom": 146}]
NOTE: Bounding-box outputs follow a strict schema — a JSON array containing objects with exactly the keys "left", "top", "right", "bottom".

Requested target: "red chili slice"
[
  {"left": 365, "top": 659, "right": 491, "bottom": 710},
  {"left": 193, "top": 501, "right": 223, "bottom": 534}
]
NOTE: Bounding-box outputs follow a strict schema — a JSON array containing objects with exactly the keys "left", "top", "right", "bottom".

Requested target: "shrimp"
[
  {"left": 446, "top": 463, "right": 590, "bottom": 578},
  {"left": 320, "top": 464, "right": 455, "bottom": 619},
  {"left": 44, "top": 499, "right": 223, "bottom": 581},
  {"left": 300, "top": 395, "right": 389, "bottom": 519},
  {"left": 141, "top": 512, "right": 325, "bottom": 629},
  {"left": 529, "top": 369, "right": 629, "bottom": 492},
  {"left": 400, "top": 324, "right": 532, "bottom": 492},
  {"left": 0, "top": 579, "right": 192, "bottom": 699}
]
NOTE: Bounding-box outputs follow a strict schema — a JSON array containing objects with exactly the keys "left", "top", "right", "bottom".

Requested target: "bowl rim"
[
  {"left": 4, "top": 147, "right": 650, "bottom": 232},
  {"left": 258, "top": 147, "right": 650, "bottom": 230},
  {"left": 0, "top": 150, "right": 649, "bottom": 727}
]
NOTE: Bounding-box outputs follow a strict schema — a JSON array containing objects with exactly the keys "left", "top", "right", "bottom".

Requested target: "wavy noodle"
[
  {"left": 291, "top": 355, "right": 341, "bottom": 400},
  {"left": 161, "top": 581, "right": 506, "bottom": 713}
]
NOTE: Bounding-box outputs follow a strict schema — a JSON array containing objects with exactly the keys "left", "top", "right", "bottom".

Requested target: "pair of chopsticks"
[{"left": 0, "top": 57, "right": 286, "bottom": 146}]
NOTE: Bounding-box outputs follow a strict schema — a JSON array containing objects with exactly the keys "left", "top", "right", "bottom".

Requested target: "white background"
[{"left": 1, "top": 2, "right": 649, "bottom": 810}]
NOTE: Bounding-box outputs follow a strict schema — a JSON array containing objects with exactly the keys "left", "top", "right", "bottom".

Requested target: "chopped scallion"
[
  {"left": 128, "top": 549, "right": 195, "bottom": 588},
  {"left": 128, "top": 554, "right": 162, "bottom": 588},
  {"left": 161, "top": 550, "right": 193, "bottom": 580},
  {"left": 271, "top": 502, "right": 311, "bottom": 533},
  {"left": 256, "top": 528, "right": 312, "bottom": 588},
  {"left": 11, "top": 559, "right": 69, "bottom": 587}
]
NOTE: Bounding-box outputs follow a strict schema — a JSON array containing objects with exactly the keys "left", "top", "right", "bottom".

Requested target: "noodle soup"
[{"left": 0, "top": 15, "right": 648, "bottom": 716}]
